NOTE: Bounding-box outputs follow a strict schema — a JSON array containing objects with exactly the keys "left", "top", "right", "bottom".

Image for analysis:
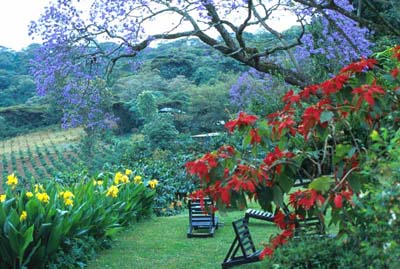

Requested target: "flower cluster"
[
  {"left": 6, "top": 173, "right": 18, "bottom": 189},
  {"left": 59, "top": 191, "right": 75, "bottom": 206},
  {"left": 148, "top": 179, "right": 158, "bottom": 189}
]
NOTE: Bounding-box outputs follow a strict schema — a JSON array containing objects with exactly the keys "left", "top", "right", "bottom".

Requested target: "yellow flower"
[
  {"left": 125, "top": 169, "right": 132, "bottom": 176},
  {"left": 0, "top": 194, "right": 6, "bottom": 203},
  {"left": 20, "top": 211, "right": 27, "bottom": 222},
  {"left": 121, "top": 175, "right": 130, "bottom": 184},
  {"left": 93, "top": 180, "right": 103, "bottom": 186},
  {"left": 64, "top": 199, "right": 74, "bottom": 206},
  {"left": 62, "top": 191, "right": 74, "bottom": 200},
  {"left": 59, "top": 191, "right": 74, "bottom": 206},
  {"left": 106, "top": 185, "right": 119, "bottom": 198},
  {"left": 134, "top": 175, "right": 143, "bottom": 184},
  {"left": 114, "top": 172, "right": 124, "bottom": 184},
  {"left": 370, "top": 130, "right": 380, "bottom": 141},
  {"left": 26, "top": 192, "right": 33, "bottom": 198},
  {"left": 6, "top": 173, "right": 18, "bottom": 188},
  {"left": 36, "top": 192, "right": 50, "bottom": 203},
  {"left": 34, "top": 184, "right": 44, "bottom": 193},
  {"left": 148, "top": 179, "right": 158, "bottom": 189},
  {"left": 169, "top": 202, "right": 175, "bottom": 209}
]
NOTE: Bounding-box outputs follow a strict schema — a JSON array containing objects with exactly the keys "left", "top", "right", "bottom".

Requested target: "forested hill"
[{"left": 0, "top": 38, "right": 250, "bottom": 138}]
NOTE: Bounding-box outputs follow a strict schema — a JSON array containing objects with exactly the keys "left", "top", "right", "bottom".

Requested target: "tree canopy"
[{"left": 29, "top": 0, "right": 399, "bottom": 130}]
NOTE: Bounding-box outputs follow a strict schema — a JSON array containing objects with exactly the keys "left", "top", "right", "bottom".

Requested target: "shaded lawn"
[{"left": 86, "top": 211, "right": 279, "bottom": 269}]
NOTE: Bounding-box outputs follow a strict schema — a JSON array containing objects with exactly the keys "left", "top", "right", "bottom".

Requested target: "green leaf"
[
  {"left": 347, "top": 174, "right": 362, "bottom": 193},
  {"left": 19, "top": 225, "right": 34, "bottom": 265},
  {"left": 242, "top": 132, "right": 251, "bottom": 148},
  {"left": 276, "top": 173, "right": 293, "bottom": 193},
  {"left": 334, "top": 144, "right": 352, "bottom": 164},
  {"left": 272, "top": 186, "right": 284, "bottom": 207},
  {"left": 309, "top": 175, "right": 334, "bottom": 194},
  {"left": 320, "top": 110, "right": 334, "bottom": 123}
]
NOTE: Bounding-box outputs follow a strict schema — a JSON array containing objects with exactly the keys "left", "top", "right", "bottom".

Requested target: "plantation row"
[{"left": 0, "top": 127, "right": 116, "bottom": 187}]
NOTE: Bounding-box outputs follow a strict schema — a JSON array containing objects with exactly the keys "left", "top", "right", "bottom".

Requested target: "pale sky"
[
  {"left": 0, "top": 0, "right": 297, "bottom": 51},
  {"left": 0, "top": 0, "right": 50, "bottom": 50}
]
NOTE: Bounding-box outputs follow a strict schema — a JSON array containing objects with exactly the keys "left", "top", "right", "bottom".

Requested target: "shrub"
[{"left": 0, "top": 168, "right": 156, "bottom": 268}]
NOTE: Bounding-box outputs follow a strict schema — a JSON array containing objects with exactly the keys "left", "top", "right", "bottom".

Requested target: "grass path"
[{"left": 87, "top": 211, "right": 278, "bottom": 269}]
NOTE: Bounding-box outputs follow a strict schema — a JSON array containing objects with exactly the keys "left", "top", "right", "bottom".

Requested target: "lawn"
[{"left": 86, "top": 210, "right": 279, "bottom": 269}]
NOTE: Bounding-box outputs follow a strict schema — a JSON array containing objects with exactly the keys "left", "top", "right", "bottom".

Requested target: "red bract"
[
  {"left": 185, "top": 153, "right": 218, "bottom": 182},
  {"left": 320, "top": 74, "right": 349, "bottom": 95},
  {"left": 259, "top": 247, "right": 274, "bottom": 259},
  {"left": 299, "top": 84, "right": 319, "bottom": 99},
  {"left": 225, "top": 112, "right": 258, "bottom": 133},
  {"left": 392, "top": 45, "right": 400, "bottom": 61},
  {"left": 352, "top": 80, "right": 386, "bottom": 109},
  {"left": 289, "top": 189, "right": 325, "bottom": 210},
  {"left": 340, "top": 58, "right": 377, "bottom": 74},
  {"left": 218, "top": 145, "right": 235, "bottom": 158},
  {"left": 391, "top": 68, "right": 399, "bottom": 79},
  {"left": 300, "top": 106, "right": 322, "bottom": 137},
  {"left": 250, "top": 128, "right": 261, "bottom": 144},
  {"left": 334, "top": 194, "right": 343, "bottom": 209},
  {"left": 273, "top": 211, "right": 287, "bottom": 229},
  {"left": 282, "top": 89, "right": 301, "bottom": 105}
]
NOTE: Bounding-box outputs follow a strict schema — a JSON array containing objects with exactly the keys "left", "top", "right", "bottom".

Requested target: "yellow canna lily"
[
  {"left": 6, "top": 173, "right": 18, "bottom": 188},
  {"left": 20, "top": 211, "right": 27, "bottom": 222},
  {"left": 106, "top": 185, "right": 119, "bottom": 198}
]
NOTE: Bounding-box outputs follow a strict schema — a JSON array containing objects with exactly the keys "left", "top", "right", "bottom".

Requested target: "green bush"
[{"left": 142, "top": 113, "right": 179, "bottom": 150}]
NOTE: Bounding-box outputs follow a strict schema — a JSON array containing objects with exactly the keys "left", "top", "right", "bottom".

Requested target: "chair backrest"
[
  {"left": 294, "top": 216, "right": 325, "bottom": 237},
  {"left": 232, "top": 218, "right": 257, "bottom": 257},
  {"left": 188, "top": 198, "right": 215, "bottom": 225}
]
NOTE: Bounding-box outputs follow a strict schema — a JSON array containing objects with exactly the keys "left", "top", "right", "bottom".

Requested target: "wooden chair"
[
  {"left": 244, "top": 208, "right": 274, "bottom": 222},
  {"left": 221, "top": 218, "right": 262, "bottom": 268},
  {"left": 187, "top": 198, "right": 219, "bottom": 238}
]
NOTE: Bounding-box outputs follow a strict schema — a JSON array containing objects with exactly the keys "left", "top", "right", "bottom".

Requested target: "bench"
[
  {"left": 187, "top": 198, "right": 219, "bottom": 238},
  {"left": 221, "top": 218, "right": 262, "bottom": 268},
  {"left": 244, "top": 209, "right": 274, "bottom": 222}
]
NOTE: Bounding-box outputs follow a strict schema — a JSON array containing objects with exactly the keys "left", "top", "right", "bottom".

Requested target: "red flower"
[
  {"left": 391, "top": 68, "right": 399, "bottom": 78},
  {"left": 334, "top": 194, "right": 343, "bottom": 209},
  {"left": 290, "top": 189, "right": 325, "bottom": 210},
  {"left": 320, "top": 74, "right": 349, "bottom": 95},
  {"left": 218, "top": 145, "right": 235, "bottom": 158},
  {"left": 273, "top": 211, "right": 287, "bottom": 229},
  {"left": 352, "top": 80, "right": 386, "bottom": 109},
  {"left": 259, "top": 247, "right": 274, "bottom": 259},
  {"left": 185, "top": 153, "right": 218, "bottom": 182},
  {"left": 300, "top": 84, "right": 319, "bottom": 99},
  {"left": 225, "top": 112, "right": 258, "bottom": 133},
  {"left": 250, "top": 128, "right": 261, "bottom": 144},
  {"left": 300, "top": 106, "right": 322, "bottom": 137},
  {"left": 283, "top": 89, "right": 301, "bottom": 105},
  {"left": 340, "top": 58, "right": 377, "bottom": 74},
  {"left": 392, "top": 45, "right": 400, "bottom": 61}
]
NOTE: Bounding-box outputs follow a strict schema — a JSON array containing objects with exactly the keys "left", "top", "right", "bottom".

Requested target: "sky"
[
  {"left": 0, "top": 0, "right": 50, "bottom": 51},
  {"left": 0, "top": 0, "right": 297, "bottom": 51}
]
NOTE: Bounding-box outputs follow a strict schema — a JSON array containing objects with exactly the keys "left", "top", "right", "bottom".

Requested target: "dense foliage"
[
  {"left": 27, "top": 0, "right": 400, "bottom": 131},
  {"left": 0, "top": 169, "right": 156, "bottom": 268},
  {"left": 186, "top": 46, "right": 400, "bottom": 260}
]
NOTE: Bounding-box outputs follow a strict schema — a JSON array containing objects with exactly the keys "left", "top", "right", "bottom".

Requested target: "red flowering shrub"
[{"left": 186, "top": 46, "right": 400, "bottom": 258}]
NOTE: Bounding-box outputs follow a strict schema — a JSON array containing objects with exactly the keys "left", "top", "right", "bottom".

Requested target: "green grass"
[{"left": 86, "top": 210, "right": 279, "bottom": 269}]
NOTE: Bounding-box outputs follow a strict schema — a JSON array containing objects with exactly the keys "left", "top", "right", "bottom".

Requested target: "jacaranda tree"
[{"left": 29, "top": 0, "right": 399, "bottom": 130}]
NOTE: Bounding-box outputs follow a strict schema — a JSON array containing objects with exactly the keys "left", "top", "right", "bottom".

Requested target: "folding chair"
[
  {"left": 221, "top": 218, "right": 262, "bottom": 268},
  {"left": 187, "top": 198, "right": 219, "bottom": 238}
]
